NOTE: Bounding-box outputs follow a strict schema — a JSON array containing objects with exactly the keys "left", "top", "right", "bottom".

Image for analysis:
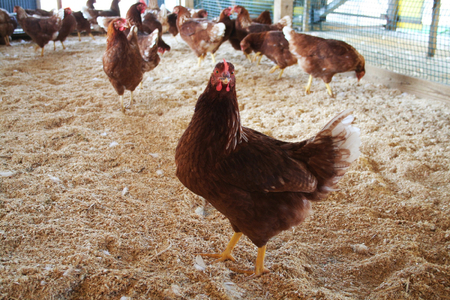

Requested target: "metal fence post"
[
  {"left": 427, "top": 0, "right": 441, "bottom": 58},
  {"left": 274, "top": 0, "right": 294, "bottom": 24},
  {"left": 303, "top": 0, "right": 309, "bottom": 31}
]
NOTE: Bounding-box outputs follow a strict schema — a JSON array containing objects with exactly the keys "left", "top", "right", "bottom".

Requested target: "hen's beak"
[{"left": 220, "top": 77, "right": 230, "bottom": 85}]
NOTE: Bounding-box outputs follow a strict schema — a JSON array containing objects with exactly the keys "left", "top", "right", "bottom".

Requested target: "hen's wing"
[{"left": 215, "top": 128, "right": 318, "bottom": 194}]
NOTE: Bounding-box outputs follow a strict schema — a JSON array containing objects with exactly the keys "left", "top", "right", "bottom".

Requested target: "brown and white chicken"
[
  {"left": 173, "top": 5, "right": 226, "bottom": 66},
  {"left": 283, "top": 27, "right": 365, "bottom": 97}
]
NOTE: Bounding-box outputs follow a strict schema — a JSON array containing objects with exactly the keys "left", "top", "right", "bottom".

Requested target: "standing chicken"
[
  {"left": 102, "top": 18, "right": 143, "bottom": 112},
  {"left": 0, "top": 8, "right": 16, "bottom": 46},
  {"left": 126, "top": 2, "right": 170, "bottom": 54},
  {"left": 175, "top": 60, "right": 361, "bottom": 276},
  {"left": 73, "top": 11, "right": 95, "bottom": 41},
  {"left": 229, "top": 5, "right": 290, "bottom": 54},
  {"left": 82, "top": 0, "right": 120, "bottom": 29},
  {"left": 252, "top": 10, "right": 272, "bottom": 25},
  {"left": 240, "top": 31, "right": 297, "bottom": 79},
  {"left": 53, "top": 8, "right": 77, "bottom": 50},
  {"left": 173, "top": 5, "right": 225, "bottom": 66},
  {"left": 283, "top": 27, "right": 365, "bottom": 97},
  {"left": 14, "top": 6, "right": 64, "bottom": 57}
]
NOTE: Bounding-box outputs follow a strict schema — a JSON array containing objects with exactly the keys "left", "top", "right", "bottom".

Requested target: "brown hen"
[
  {"left": 283, "top": 27, "right": 365, "bottom": 97},
  {"left": 175, "top": 61, "right": 361, "bottom": 276},
  {"left": 240, "top": 31, "right": 297, "bottom": 79},
  {"left": 102, "top": 19, "right": 143, "bottom": 112},
  {"left": 14, "top": 6, "right": 64, "bottom": 56}
]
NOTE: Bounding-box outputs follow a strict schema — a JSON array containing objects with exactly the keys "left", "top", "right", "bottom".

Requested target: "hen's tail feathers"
[{"left": 307, "top": 109, "right": 361, "bottom": 200}]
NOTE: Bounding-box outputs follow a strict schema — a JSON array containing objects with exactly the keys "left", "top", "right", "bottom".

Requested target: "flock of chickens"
[{"left": 1, "top": 0, "right": 363, "bottom": 277}]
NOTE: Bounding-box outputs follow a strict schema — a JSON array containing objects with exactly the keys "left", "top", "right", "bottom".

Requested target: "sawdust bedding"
[{"left": 0, "top": 33, "right": 449, "bottom": 300}]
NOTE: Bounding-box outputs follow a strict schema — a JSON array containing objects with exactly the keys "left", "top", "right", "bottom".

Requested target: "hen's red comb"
[
  {"left": 223, "top": 59, "right": 229, "bottom": 73},
  {"left": 139, "top": 0, "right": 146, "bottom": 4}
]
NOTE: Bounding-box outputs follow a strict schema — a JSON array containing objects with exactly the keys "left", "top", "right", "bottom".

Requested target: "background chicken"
[
  {"left": 124, "top": 2, "right": 170, "bottom": 55},
  {"left": 14, "top": 6, "right": 64, "bottom": 56},
  {"left": 189, "top": 8, "right": 208, "bottom": 19},
  {"left": 229, "top": 5, "right": 290, "bottom": 54},
  {"left": 167, "top": 13, "right": 178, "bottom": 37},
  {"left": 176, "top": 60, "right": 360, "bottom": 276},
  {"left": 174, "top": 5, "right": 225, "bottom": 66},
  {"left": 25, "top": 8, "right": 54, "bottom": 17},
  {"left": 232, "top": 5, "right": 291, "bottom": 34},
  {"left": 73, "top": 11, "right": 95, "bottom": 41},
  {"left": 283, "top": 27, "right": 365, "bottom": 97},
  {"left": 82, "top": 0, "right": 120, "bottom": 30},
  {"left": 142, "top": 4, "right": 169, "bottom": 34},
  {"left": 240, "top": 31, "right": 298, "bottom": 79},
  {"left": 0, "top": 8, "right": 16, "bottom": 46},
  {"left": 252, "top": 10, "right": 272, "bottom": 25},
  {"left": 53, "top": 8, "right": 77, "bottom": 50},
  {"left": 102, "top": 19, "right": 143, "bottom": 113}
]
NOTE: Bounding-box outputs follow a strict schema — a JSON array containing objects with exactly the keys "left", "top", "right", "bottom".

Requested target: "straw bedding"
[{"left": 0, "top": 33, "right": 449, "bottom": 299}]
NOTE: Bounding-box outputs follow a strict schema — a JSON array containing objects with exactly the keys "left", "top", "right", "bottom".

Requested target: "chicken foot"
[
  {"left": 325, "top": 83, "right": 334, "bottom": 97},
  {"left": 229, "top": 246, "right": 270, "bottom": 277},
  {"left": 198, "top": 53, "right": 206, "bottom": 67},
  {"left": 119, "top": 95, "right": 125, "bottom": 113},
  {"left": 210, "top": 53, "right": 216, "bottom": 64},
  {"left": 251, "top": 52, "right": 262, "bottom": 65},
  {"left": 199, "top": 232, "right": 242, "bottom": 262},
  {"left": 89, "top": 33, "right": 96, "bottom": 40},
  {"left": 269, "top": 65, "right": 284, "bottom": 80},
  {"left": 34, "top": 44, "right": 45, "bottom": 56},
  {"left": 4, "top": 35, "right": 10, "bottom": 46},
  {"left": 305, "top": 75, "right": 313, "bottom": 95},
  {"left": 53, "top": 41, "right": 64, "bottom": 51}
]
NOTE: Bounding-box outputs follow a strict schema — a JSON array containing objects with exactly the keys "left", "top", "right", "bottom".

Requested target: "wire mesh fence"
[{"left": 193, "top": 0, "right": 449, "bottom": 86}]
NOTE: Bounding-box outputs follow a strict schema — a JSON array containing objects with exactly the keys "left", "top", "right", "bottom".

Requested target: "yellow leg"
[
  {"left": 257, "top": 55, "right": 263, "bottom": 65},
  {"left": 78, "top": 32, "right": 81, "bottom": 41},
  {"left": 277, "top": 69, "right": 284, "bottom": 80},
  {"left": 130, "top": 91, "right": 134, "bottom": 106},
  {"left": 229, "top": 245, "right": 270, "bottom": 277},
  {"left": 210, "top": 53, "right": 216, "bottom": 64},
  {"left": 325, "top": 83, "right": 334, "bottom": 97},
  {"left": 53, "top": 41, "right": 56, "bottom": 51},
  {"left": 251, "top": 52, "right": 261, "bottom": 63},
  {"left": 89, "top": 33, "right": 95, "bottom": 40},
  {"left": 199, "top": 232, "right": 242, "bottom": 262},
  {"left": 34, "top": 45, "right": 40, "bottom": 52},
  {"left": 139, "top": 81, "right": 143, "bottom": 89},
  {"left": 5, "top": 36, "right": 10, "bottom": 46},
  {"left": 305, "top": 75, "right": 313, "bottom": 95},
  {"left": 119, "top": 95, "right": 125, "bottom": 113},
  {"left": 269, "top": 65, "right": 279, "bottom": 74},
  {"left": 246, "top": 54, "right": 252, "bottom": 62},
  {"left": 198, "top": 54, "right": 205, "bottom": 67},
  {"left": 41, "top": 46, "right": 44, "bottom": 57},
  {"left": 61, "top": 41, "right": 65, "bottom": 50}
]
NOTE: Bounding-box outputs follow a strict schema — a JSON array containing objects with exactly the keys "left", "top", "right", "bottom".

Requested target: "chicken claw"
[
  {"left": 119, "top": 95, "right": 125, "bottom": 113},
  {"left": 198, "top": 53, "right": 206, "bottom": 67},
  {"left": 325, "top": 83, "right": 334, "bottom": 97},
  {"left": 77, "top": 32, "right": 81, "bottom": 41},
  {"left": 199, "top": 232, "right": 242, "bottom": 262},
  {"left": 251, "top": 52, "right": 262, "bottom": 64},
  {"left": 228, "top": 246, "right": 270, "bottom": 277},
  {"left": 305, "top": 74, "right": 313, "bottom": 95}
]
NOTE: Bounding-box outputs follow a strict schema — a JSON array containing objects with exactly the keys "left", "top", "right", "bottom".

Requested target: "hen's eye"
[
  {"left": 215, "top": 70, "right": 219, "bottom": 74},
  {"left": 231, "top": 71, "right": 234, "bottom": 75}
]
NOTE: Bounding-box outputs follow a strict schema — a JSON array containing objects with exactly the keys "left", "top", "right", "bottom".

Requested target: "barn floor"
[{"left": 1, "top": 33, "right": 449, "bottom": 300}]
